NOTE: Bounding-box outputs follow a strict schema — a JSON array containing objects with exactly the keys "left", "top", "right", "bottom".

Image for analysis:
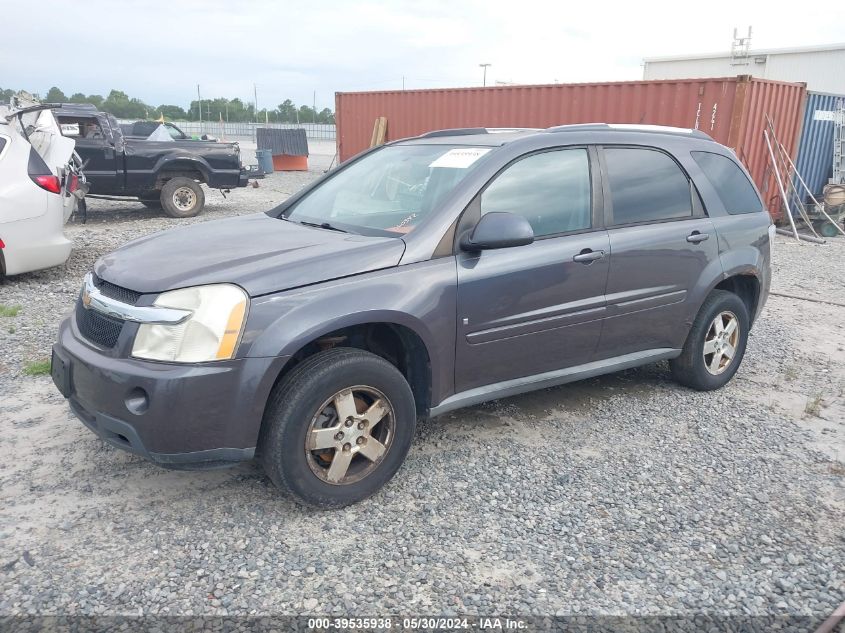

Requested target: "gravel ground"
[{"left": 0, "top": 158, "right": 843, "bottom": 625}]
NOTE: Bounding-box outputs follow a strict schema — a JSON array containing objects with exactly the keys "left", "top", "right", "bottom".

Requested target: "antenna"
[{"left": 730, "top": 26, "right": 752, "bottom": 66}]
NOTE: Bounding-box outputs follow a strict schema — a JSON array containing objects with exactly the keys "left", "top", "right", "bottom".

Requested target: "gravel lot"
[{"left": 0, "top": 148, "right": 843, "bottom": 625}]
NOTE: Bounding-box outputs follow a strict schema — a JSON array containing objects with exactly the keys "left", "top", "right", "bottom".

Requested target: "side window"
[
  {"left": 0, "top": 136, "right": 7, "bottom": 157},
  {"left": 604, "top": 147, "right": 692, "bottom": 225},
  {"left": 692, "top": 151, "right": 763, "bottom": 214},
  {"left": 480, "top": 148, "right": 591, "bottom": 237}
]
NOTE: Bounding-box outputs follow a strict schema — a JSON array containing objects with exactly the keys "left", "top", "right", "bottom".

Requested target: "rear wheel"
[
  {"left": 670, "top": 290, "right": 749, "bottom": 391},
  {"left": 259, "top": 348, "right": 416, "bottom": 508},
  {"left": 160, "top": 177, "right": 205, "bottom": 218}
]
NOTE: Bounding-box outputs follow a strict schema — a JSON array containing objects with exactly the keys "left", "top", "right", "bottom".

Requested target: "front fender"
[{"left": 240, "top": 259, "right": 458, "bottom": 405}]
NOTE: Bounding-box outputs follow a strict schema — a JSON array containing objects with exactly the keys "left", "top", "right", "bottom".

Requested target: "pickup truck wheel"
[
  {"left": 670, "top": 290, "right": 749, "bottom": 391},
  {"left": 160, "top": 177, "right": 205, "bottom": 218},
  {"left": 260, "top": 348, "right": 416, "bottom": 508}
]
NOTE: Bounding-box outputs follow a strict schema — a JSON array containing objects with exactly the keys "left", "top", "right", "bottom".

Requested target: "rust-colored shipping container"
[{"left": 335, "top": 76, "right": 806, "bottom": 219}]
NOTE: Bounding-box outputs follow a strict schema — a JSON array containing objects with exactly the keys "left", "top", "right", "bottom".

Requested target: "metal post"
[
  {"left": 197, "top": 85, "right": 202, "bottom": 123},
  {"left": 479, "top": 63, "right": 491, "bottom": 87},
  {"left": 764, "top": 129, "right": 800, "bottom": 242},
  {"left": 780, "top": 142, "right": 845, "bottom": 236},
  {"left": 775, "top": 141, "right": 822, "bottom": 238}
]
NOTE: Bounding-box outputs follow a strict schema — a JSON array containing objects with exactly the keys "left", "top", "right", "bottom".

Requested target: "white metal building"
[{"left": 643, "top": 43, "right": 845, "bottom": 94}]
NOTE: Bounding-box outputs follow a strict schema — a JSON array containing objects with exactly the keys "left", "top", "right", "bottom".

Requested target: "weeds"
[
  {"left": 23, "top": 360, "right": 51, "bottom": 376},
  {"left": 0, "top": 304, "right": 21, "bottom": 317},
  {"left": 804, "top": 393, "right": 824, "bottom": 417}
]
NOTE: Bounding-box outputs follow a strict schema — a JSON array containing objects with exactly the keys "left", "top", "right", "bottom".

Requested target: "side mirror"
[{"left": 460, "top": 212, "right": 534, "bottom": 251}]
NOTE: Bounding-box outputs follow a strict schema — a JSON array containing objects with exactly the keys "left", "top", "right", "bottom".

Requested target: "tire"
[
  {"left": 259, "top": 348, "right": 416, "bottom": 508},
  {"left": 160, "top": 177, "right": 205, "bottom": 218},
  {"left": 670, "top": 290, "right": 750, "bottom": 391}
]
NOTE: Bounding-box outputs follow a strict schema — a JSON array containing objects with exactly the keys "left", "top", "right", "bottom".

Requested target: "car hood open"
[{"left": 94, "top": 213, "right": 406, "bottom": 297}]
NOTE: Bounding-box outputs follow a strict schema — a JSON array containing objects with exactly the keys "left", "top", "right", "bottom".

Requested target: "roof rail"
[
  {"left": 419, "top": 127, "right": 538, "bottom": 138},
  {"left": 545, "top": 123, "right": 713, "bottom": 140},
  {"left": 485, "top": 127, "right": 541, "bottom": 133},
  {"left": 420, "top": 128, "right": 489, "bottom": 138}
]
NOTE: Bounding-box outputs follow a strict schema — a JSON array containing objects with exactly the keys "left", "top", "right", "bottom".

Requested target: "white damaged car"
[{"left": 0, "top": 98, "right": 86, "bottom": 276}]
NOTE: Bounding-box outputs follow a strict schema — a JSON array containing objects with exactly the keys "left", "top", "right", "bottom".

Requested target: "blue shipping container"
[{"left": 793, "top": 92, "right": 844, "bottom": 203}]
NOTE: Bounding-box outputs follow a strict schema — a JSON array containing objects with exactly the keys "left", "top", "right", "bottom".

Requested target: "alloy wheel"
[
  {"left": 305, "top": 386, "right": 395, "bottom": 485},
  {"left": 703, "top": 310, "right": 740, "bottom": 375}
]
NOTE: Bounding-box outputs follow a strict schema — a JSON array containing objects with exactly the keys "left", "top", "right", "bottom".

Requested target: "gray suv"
[{"left": 51, "top": 124, "right": 773, "bottom": 507}]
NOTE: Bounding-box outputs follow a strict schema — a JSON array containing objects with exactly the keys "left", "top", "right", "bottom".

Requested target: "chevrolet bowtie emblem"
[{"left": 82, "top": 288, "right": 92, "bottom": 308}]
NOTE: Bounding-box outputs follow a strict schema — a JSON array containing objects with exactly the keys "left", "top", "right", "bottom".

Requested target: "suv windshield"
[{"left": 283, "top": 144, "right": 490, "bottom": 236}]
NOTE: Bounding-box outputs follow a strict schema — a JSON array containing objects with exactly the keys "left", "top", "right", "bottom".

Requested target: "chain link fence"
[
  {"left": 118, "top": 120, "right": 335, "bottom": 142},
  {"left": 181, "top": 121, "right": 335, "bottom": 141}
]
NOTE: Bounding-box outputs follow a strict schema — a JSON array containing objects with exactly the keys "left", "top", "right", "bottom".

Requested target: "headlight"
[{"left": 132, "top": 284, "right": 248, "bottom": 362}]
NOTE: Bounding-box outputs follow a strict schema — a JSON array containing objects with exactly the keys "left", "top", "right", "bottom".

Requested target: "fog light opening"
[{"left": 125, "top": 387, "right": 150, "bottom": 415}]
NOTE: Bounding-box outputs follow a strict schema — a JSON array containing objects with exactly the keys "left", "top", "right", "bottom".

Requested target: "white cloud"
[{"left": 1, "top": 0, "right": 842, "bottom": 111}]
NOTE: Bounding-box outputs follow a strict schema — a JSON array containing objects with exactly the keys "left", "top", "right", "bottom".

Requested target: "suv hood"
[{"left": 94, "top": 213, "right": 406, "bottom": 296}]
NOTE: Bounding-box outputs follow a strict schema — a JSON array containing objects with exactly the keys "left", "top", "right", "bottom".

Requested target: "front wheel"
[
  {"left": 670, "top": 290, "right": 750, "bottom": 391},
  {"left": 160, "top": 177, "right": 205, "bottom": 218},
  {"left": 259, "top": 348, "right": 416, "bottom": 508}
]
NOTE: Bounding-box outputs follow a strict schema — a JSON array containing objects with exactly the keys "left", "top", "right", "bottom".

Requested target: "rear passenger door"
[{"left": 595, "top": 146, "right": 720, "bottom": 359}]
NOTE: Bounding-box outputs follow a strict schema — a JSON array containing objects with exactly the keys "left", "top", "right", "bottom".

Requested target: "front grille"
[
  {"left": 75, "top": 274, "right": 141, "bottom": 349},
  {"left": 92, "top": 273, "right": 142, "bottom": 305},
  {"left": 76, "top": 299, "right": 124, "bottom": 348}
]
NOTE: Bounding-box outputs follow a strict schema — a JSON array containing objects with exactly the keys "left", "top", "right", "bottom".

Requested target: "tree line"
[{"left": 0, "top": 86, "right": 335, "bottom": 124}]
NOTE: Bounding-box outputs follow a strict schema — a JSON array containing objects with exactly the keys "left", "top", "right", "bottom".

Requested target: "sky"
[{"left": 1, "top": 0, "right": 843, "bottom": 112}]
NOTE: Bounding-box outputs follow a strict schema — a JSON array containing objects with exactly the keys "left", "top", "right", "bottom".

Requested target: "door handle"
[
  {"left": 686, "top": 231, "right": 710, "bottom": 243},
  {"left": 572, "top": 249, "right": 605, "bottom": 263}
]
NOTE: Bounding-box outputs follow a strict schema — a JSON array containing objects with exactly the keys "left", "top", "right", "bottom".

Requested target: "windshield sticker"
[{"left": 429, "top": 147, "right": 490, "bottom": 169}]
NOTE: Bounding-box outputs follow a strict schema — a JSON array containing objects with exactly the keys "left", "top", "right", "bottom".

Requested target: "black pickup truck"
[{"left": 54, "top": 104, "right": 248, "bottom": 217}]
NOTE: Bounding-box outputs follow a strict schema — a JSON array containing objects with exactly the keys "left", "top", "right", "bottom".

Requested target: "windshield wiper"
[{"left": 296, "top": 220, "right": 350, "bottom": 234}]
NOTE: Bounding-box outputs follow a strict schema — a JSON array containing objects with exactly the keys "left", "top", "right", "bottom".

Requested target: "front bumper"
[{"left": 52, "top": 315, "right": 287, "bottom": 469}]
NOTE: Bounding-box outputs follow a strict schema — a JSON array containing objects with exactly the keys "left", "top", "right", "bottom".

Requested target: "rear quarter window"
[
  {"left": 691, "top": 151, "right": 763, "bottom": 215},
  {"left": 0, "top": 135, "right": 7, "bottom": 158}
]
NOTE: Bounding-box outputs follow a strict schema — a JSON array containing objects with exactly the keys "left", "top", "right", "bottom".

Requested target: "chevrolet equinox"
[{"left": 52, "top": 124, "right": 773, "bottom": 507}]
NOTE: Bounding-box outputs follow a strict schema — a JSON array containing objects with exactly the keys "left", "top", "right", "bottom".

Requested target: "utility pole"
[
  {"left": 197, "top": 84, "right": 202, "bottom": 123},
  {"left": 479, "top": 63, "right": 491, "bottom": 87},
  {"left": 253, "top": 83, "right": 259, "bottom": 124},
  {"left": 402, "top": 76, "right": 405, "bottom": 90},
  {"left": 313, "top": 90, "right": 317, "bottom": 124}
]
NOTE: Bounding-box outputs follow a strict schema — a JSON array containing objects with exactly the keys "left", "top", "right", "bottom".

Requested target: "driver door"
[{"left": 455, "top": 147, "right": 610, "bottom": 392}]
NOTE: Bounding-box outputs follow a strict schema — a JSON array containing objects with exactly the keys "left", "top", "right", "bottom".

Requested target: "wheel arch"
[
  {"left": 708, "top": 267, "right": 762, "bottom": 324},
  {"left": 153, "top": 157, "right": 211, "bottom": 185},
  {"left": 713, "top": 274, "right": 760, "bottom": 323},
  {"left": 262, "top": 316, "right": 435, "bottom": 418}
]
